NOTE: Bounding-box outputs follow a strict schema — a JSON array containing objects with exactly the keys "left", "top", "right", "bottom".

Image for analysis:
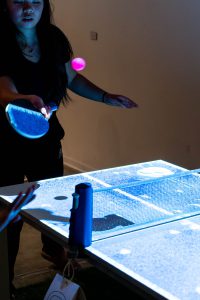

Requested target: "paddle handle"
[{"left": 48, "top": 102, "right": 58, "bottom": 112}]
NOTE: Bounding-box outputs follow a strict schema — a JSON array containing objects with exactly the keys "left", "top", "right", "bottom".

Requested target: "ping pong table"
[{"left": 1, "top": 159, "right": 200, "bottom": 299}]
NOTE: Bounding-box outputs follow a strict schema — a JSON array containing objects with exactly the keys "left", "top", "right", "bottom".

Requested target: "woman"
[{"left": 0, "top": 0, "right": 138, "bottom": 295}]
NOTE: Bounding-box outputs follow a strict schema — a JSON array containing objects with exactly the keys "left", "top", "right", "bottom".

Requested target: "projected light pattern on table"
[
  {"left": 0, "top": 159, "right": 197, "bottom": 241},
  {"left": 122, "top": 173, "right": 200, "bottom": 212},
  {"left": 0, "top": 173, "right": 108, "bottom": 239},
  {"left": 89, "top": 214, "right": 200, "bottom": 300},
  {"left": 1, "top": 159, "right": 200, "bottom": 300},
  {"left": 84, "top": 160, "right": 186, "bottom": 187},
  {"left": 91, "top": 172, "right": 200, "bottom": 240}
]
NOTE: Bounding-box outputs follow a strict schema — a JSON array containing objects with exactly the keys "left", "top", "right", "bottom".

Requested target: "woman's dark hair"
[{"left": 0, "top": 0, "right": 73, "bottom": 104}]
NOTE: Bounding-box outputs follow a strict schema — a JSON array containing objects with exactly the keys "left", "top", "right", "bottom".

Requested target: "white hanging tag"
[{"left": 43, "top": 273, "right": 87, "bottom": 300}]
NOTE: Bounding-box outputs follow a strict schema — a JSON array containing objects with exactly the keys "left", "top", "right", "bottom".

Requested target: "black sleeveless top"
[{"left": 0, "top": 25, "right": 71, "bottom": 142}]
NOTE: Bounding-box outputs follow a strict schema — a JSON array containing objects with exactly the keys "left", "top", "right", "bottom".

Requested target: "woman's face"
[{"left": 6, "top": 0, "right": 44, "bottom": 31}]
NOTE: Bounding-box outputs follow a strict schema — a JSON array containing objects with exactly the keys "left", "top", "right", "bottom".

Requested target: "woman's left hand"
[
  {"left": 0, "top": 185, "right": 36, "bottom": 231},
  {"left": 103, "top": 93, "right": 138, "bottom": 108}
]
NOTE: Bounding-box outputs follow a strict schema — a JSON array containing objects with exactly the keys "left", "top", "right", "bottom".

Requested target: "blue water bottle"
[{"left": 69, "top": 182, "right": 93, "bottom": 248}]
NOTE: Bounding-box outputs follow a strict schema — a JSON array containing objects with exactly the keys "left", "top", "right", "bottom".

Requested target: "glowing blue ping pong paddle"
[{"left": 5, "top": 99, "right": 58, "bottom": 139}]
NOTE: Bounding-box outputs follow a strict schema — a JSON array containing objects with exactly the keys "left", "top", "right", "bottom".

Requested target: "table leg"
[{"left": 0, "top": 228, "right": 10, "bottom": 300}]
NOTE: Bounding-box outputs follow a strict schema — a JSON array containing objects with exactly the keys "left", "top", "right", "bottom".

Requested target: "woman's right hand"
[
  {"left": 0, "top": 77, "right": 52, "bottom": 118},
  {"left": 26, "top": 95, "right": 51, "bottom": 119}
]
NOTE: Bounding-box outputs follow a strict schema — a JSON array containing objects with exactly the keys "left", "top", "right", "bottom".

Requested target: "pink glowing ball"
[{"left": 71, "top": 57, "right": 86, "bottom": 71}]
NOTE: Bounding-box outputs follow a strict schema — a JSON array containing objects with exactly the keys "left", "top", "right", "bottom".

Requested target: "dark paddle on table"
[{"left": 5, "top": 99, "right": 58, "bottom": 139}]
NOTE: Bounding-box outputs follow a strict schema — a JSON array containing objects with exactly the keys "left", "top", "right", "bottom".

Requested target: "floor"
[{"left": 13, "top": 166, "right": 146, "bottom": 300}]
